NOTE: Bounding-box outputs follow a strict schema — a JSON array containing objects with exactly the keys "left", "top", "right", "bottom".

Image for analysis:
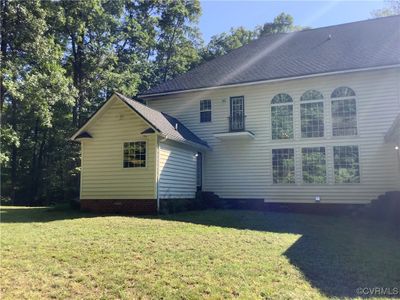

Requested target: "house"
[{"left": 72, "top": 16, "right": 400, "bottom": 214}]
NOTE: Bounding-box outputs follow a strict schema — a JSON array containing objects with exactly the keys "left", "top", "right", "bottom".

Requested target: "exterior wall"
[
  {"left": 147, "top": 68, "right": 400, "bottom": 204},
  {"left": 158, "top": 141, "right": 197, "bottom": 199},
  {"left": 80, "top": 97, "right": 157, "bottom": 200}
]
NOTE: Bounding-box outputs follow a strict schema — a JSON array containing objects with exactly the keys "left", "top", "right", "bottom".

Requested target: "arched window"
[
  {"left": 331, "top": 87, "right": 357, "bottom": 136},
  {"left": 300, "top": 90, "right": 324, "bottom": 138},
  {"left": 331, "top": 86, "right": 355, "bottom": 98},
  {"left": 300, "top": 90, "right": 324, "bottom": 101},
  {"left": 271, "top": 93, "right": 293, "bottom": 139}
]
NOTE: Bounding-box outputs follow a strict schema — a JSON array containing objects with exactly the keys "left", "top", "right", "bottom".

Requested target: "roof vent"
[
  {"left": 328, "top": 34, "right": 332, "bottom": 40},
  {"left": 175, "top": 123, "right": 179, "bottom": 131}
]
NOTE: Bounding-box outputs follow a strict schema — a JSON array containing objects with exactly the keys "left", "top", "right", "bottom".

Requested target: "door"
[
  {"left": 196, "top": 152, "right": 202, "bottom": 191},
  {"left": 230, "top": 96, "right": 245, "bottom": 131}
]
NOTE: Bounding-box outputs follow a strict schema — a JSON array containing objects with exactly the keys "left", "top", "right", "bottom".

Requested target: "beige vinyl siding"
[
  {"left": 158, "top": 142, "right": 197, "bottom": 199},
  {"left": 80, "top": 97, "right": 156, "bottom": 199},
  {"left": 147, "top": 68, "right": 400, "bottom": 204}
]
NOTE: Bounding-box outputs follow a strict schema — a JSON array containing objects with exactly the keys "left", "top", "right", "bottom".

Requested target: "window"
[
  {"left": 230, "top": 96, "right": 245, "bottom": 131},
  {"left": 331, "top": 87, "right": 357, "bottom": 136},
  {"left": 200, "top": 100, "right": 211, "bottom": 123},
  {"left": 272, "top": 148, "right": 295, "bottom": 184},
  {"left": 123, "top": 141, "right": 146, "bottom": 168},
  {"left": 333, "top": 145, "right": 360, "bottom": 183},
  {"left": 302, "top": 147, "right": 326, "bottom": 184},
  {"left": 300, "top": 90, "right": 324, "bottom": 138},
  {"left": 271, "top": 93, "right": 293, "bottom": 139}
]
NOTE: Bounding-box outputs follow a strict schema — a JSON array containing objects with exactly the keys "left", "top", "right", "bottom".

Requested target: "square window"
[{"left": 123, "top": 141, "right": 146, "bottom": 168}]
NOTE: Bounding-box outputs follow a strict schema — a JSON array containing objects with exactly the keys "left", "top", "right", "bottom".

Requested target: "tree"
[
  {"left": 201, "top": 12, "right": 305, "bottom": 61},
  {"left": 1, "top": 0, "right": 75, "bottom": 203},
  {"left": 372, "top": 0, "right": 400, "bottom": 17},
  {"left": 153, "top": 0, "right": 202, "bottom": 83},
  {"left": 201, "top": 27, "right": 257, "bottom": 61}
]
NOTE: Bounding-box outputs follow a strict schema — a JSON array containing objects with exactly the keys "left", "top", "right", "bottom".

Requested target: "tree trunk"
[{"left": 0, "top": 0, "right": 9, "bottom": 112}]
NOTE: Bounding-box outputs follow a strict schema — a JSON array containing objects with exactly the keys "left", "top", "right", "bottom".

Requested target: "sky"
[{"left": 199, "top": 1, "right": 387, "bottom": 42}]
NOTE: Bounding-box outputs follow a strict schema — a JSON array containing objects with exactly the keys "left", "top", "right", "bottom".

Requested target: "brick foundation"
[{"left": 80, "top": 199, "right": 157, "bottom": 214}]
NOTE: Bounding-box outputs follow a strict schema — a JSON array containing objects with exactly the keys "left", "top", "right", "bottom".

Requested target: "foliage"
[
  {"left": 201, "top": 12, "right": 306, "bottom": 61},
  {"left": 372, "top": 0, "right": 400, "bottom": 17},
  {"left": 1, "top": 0, "right": 303, "bottom": 204},
  {"left": 1, "top": 0, "right": 202, "bottom": 204}
]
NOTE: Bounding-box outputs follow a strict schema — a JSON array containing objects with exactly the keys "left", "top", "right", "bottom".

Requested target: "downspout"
[
  {"left": 156, "top": 140, "right": 160, "bottom": 214},
  {"left": 156, "top": 135, "right": 168, "bottom": 213}
]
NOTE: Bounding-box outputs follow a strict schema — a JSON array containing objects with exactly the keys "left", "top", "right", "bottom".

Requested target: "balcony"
[{"left": 214, "top": 114, "right": 255, "bottom": 140}]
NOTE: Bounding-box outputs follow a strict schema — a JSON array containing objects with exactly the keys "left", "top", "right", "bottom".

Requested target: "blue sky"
[{"left": 199, "top": 1, "right": 386, "bottom": 42}]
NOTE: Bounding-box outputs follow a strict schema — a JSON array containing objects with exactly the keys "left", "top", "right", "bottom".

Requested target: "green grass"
[{"left": 1, "top": 206, "right": 399, "bottom": 299}]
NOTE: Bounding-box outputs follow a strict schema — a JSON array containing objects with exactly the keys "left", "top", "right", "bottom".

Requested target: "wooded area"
[{"left": 1, "top": 0, "right": 397, "bottom": 205}]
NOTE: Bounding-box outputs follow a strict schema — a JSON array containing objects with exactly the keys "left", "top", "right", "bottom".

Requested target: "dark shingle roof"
[
  {"left": 115, "top": 93, "right": 209, "bottom": 149},
  {"left": 140, "top": 15, "right": 400, "bottom": 96}
]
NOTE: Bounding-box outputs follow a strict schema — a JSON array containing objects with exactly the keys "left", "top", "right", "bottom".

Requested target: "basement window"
[
  {"left": 200, "top": 100, "right": 211, "bottom": 123},
  {"left": 123, "top": 141, "right": 146, "bottom": 168}
]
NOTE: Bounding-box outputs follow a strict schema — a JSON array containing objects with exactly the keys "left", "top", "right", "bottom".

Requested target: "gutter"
[{"left": 139, "top": 64, "right": 400, "bottom": 98}]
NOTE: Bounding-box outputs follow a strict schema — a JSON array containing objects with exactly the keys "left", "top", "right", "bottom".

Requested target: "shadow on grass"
[
  {"left": 0, "top": 206, "right": 95, "bottom": 223},
  {"left": 158, "top": 210, "right": 400, "bottom": 298}
]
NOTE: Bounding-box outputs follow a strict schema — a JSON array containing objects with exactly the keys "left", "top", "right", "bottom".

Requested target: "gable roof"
[
  {"left": 71, "top": 93, "right": 209, "bottom": 150},
  {"left": 140, "top": 15, "right": 400, "bottom": 97}
]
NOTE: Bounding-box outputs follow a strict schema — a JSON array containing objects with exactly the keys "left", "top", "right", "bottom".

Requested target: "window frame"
[
  {"left": 200, "top": 99, "right": 212, "bottom": 123},
  {"left": 272, "top": 148, "right": 295, "bottom": 184},
  {"left": 301, "top": 147, "right": 327, "bottom": 184},
  {"left": 333, "top": 145, "right": 361, "bottom": 184},
  {"left": 271, "top": 93, "right": 294, "bottom": 140},
  {"left": 330, "top": 87, "right": 358, "bottom": 137},
  {"left": 300, "top": 90, "right": 325, "bottom": 138},
  {"left": 123, "top": 141, "right": 147, "bottom": 169}
]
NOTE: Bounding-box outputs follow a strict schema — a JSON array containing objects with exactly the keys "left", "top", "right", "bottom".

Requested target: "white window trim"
[
  {"left": 300, "top": 97, "right": 325, "bottom": 139},
  {"left": 271, "top": 94, "right": 294, "bottom": 141},
  {"left": 200, "top": 99, "right": 212, "bottom": 123},
  {"left": 330, "top": 89, "right": 359, "bottom": 138},
  {"left": 122, "top": 141, "right": 147, "bottom": 169}
]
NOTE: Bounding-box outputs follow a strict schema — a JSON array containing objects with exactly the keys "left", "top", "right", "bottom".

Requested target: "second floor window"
[
  {"left": 300, "top": 90, "right": 324, "bottom": 138},
  {"left": 200, "top": 100, "right": 211, "bottom": 123},
  {"left": 331, "top": 87, "right": 357, "bottom": 136},
  {"left": 271, "top": 93, "right": 293, "bottom": 140}
]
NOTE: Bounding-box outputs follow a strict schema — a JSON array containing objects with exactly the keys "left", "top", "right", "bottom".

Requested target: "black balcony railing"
[{"left": 229, "top": 114, "right": 246, "bottom": 132}]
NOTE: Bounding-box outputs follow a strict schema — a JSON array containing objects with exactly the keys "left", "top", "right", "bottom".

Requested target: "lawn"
[{"left": 1, "top": 206, "right": 399, "bottom": 299}]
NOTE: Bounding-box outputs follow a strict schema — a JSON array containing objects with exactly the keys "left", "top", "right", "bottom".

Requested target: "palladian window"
[
  {"left": 271, "top": 93, "right": 293, "bottom": 139},
  {"left": 331, "top": 87, "right": 357, "bottom": 136},
  {"left": 300, "top": 90, "right": 324, "bottom": 138}
]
